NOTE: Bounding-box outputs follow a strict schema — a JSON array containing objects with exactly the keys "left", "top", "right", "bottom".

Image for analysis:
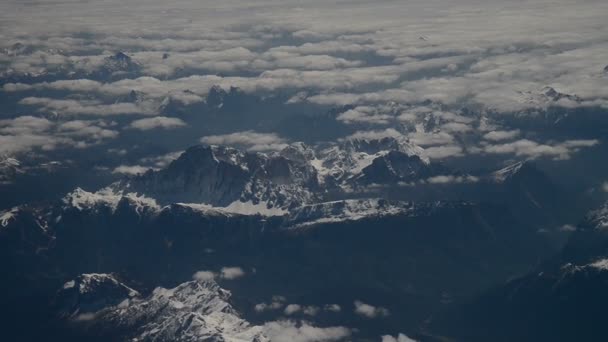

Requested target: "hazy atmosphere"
[{"left": 2, "top": 0, "right": 608, "bottom": 341}]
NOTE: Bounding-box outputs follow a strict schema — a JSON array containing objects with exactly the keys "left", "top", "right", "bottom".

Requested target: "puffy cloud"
[
  {"left": 112, "top": 165, "right": 151, "bottom": 175},
  {"left": 407, "top": 131, "right": 455, "bottom": 147},
  {"left": 440, "top": 122, "right": 472, "bottom": 133},
  {"left": 559, "top": 224, "right": 577, "bottom": 232},
  {"left": 138, "top": 151, "right": 183, "bottom": 168},
  {"left": 324, "top": 304, "right": 341, "bottom": 312},
  {"left": 481, "top": 138, "right": 599, "bottom": 160},
  {"left": 220, "top": 266, "right": 245, "bottom": 280},
  {"left": 345, "top": 128, "right": 403, "bottom": 141},
  {"left": 192, "top": 270, "right": 216, "bottom": 281},
  {"left": 423, "top": 145, "right": 464, "bottom": 160},
  {"left": 201, "top": 131, "right": 288, "bottom": 152},
  {"left": 602, "top": 182, "right": 608, "bottom": 193},
  {"left": 284, "top": 304, "right": 302, "bottom": 315},
  {"left": 0, "top": 116, "right": 53, "bottom": 135},
  {"left": 302, "top": 306, "right": 320, "bottom": 316},
  {"left": 19, "top": 97, "right": 151, "bottom": 116},
  {"left": 353, "top": 300, "right": 390, "bottom": 318},
  {"left": 0, "top": 115, "right": 118, "bottom": 154},
  {"left": 337, "top": 106, "right": 393, "bottom": 125},
  {"left": 381, "top": 333, "right": 417, "bottom": 342},
  {"left": 128, "top": 116, "right": 187, "bottom": 130},
  {"left": 483, "top": 130, "right": 521, "bottom": 141},
  {"left": 426, "top": 175, "right": 479, "bottom": 184},
  {"left": 262, "top": 320, "right": 351, "bottom": 342},
  {"left": 58, "top": 120, "right": 119, "bottom": 140},
  {"left": 255, "top": 295, "right": 287, "bottom": 313}
]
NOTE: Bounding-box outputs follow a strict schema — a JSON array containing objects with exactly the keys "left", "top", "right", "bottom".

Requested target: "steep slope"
[
  {"left": 433, "top": 201, "right": 608, "bottom": 342},
  {"left": 487, "top": 160, "right": 581, "bottom": 230},
  {"left": 56, "top": 274, "right": 268, "bottom": 342},
  {"left": 120, "top": 144, "right": 319, "bottom": 210}
]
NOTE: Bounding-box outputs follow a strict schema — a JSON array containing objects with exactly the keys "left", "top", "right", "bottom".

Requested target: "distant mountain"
[
  {"left": 487, "top": 160, "right": 578, "bottom": 229},
  {"left": 433, "top": 201, "right": 608, "bottom": 342},
  {"left": 0, "top": 186, "right": 553, "bottom": 340},
  {"left": 0, "top": 140, "right": 575, "bottom": 340},
  {"left": 115, "top": 136, "right": 436, "bottom": 210}
]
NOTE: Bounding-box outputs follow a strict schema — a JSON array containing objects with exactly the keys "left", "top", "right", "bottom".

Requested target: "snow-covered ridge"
[
  {"left": 283, "top": 199, "right": 467, "bottom": 228},
  {"left": 62, "top": 187, "right": 287, "bottom": 217},
  {"left": 492, "top": 161, "right": 528, "bottom": 182},
  {"left": 62, "top": 187, "right": 160, "bottom": 214},
  {"left": 62, "top": 273, "right": 139, "bottom": 298},
  {"left": 58, "top": 274, "right": 269, "bottom": 342}
]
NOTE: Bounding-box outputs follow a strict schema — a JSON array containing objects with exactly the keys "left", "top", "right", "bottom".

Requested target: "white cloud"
[
  {"left": 19, "top": 97, "right": 151, "bottom": 116},
  {"left": 559, "top": 224, "right": 577, "bottom": 232},
  {"left": 345, "top": 128, "right": 403, "bottom": 141},
  {"left": 381, "top": 333, "right": 417, "bottom": 342},
  {"left": 255, "top": 295, "right": 287, "bottom": 312},
  {"left": 302, "top": 306, "right": 320, "bottom": 316},
  {"left": 324, "top": 304, "right": 341, "bottom": 312},
  {"left": 138, "top": 151, "right": 183, "bottom": 168},
  {"left": 423, "top": 145, "right": 464, "bottom": 160},
  {"left": 482, "top": 138, "right": 599, "bottom": 160},
  {"left": 128, "top": 116, "right": 187, "bottom": 130},
  {"left": 262, "top": 320, "right": 351, "bottom": 342},
  {"left": 220, "top": 266, "right": 245, "bottom": 280},
  {"left": 0, "top": 115, "right": 118, "bottom": 154},
  {"left": 201, "top": 131, "right": 288, "bottom": 152},
  {"left": 192, "top": 270, "right": 216, "bottom": 281},
  {"left": 602, "top": 182, "right": 608, "bottom": 193},
  {"left": 483, "top": 130, "right": 521, "bottom": 141},
  {"left": 284, "top": 304, "right": 302, "bottom": 315},
  {"left": 112, "top": 165, "right": 152, "bottom": 175},
  {"left": 426, "top": 175, "right": 479, "bottom": 184},
  {"left": 337, "top": 106, "right": 393, "bottom": 125},
  {"left": 353, "top": 300, "right": 390, "bottom": 318}
]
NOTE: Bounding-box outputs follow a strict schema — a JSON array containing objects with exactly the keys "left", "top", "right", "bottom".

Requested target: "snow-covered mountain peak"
[
  {"left": 57, "top": 274, "right": 269, "bottom": 342},
  {"left": 492, "top": 160, "right": 536, "bottom": 182},
  {"left": 279, "top": 142, "right": 315, "bottom": 164},
  {"left": 62, "top": 187, "right": 160, "bottom": 213},
  {"left": 340, "top": 136, "right": 429, "bottom": 164}
]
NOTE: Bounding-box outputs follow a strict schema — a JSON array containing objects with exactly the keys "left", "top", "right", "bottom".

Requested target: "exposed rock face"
[{"left": 56, "top": 274, "right": 269, "bottom": 342}]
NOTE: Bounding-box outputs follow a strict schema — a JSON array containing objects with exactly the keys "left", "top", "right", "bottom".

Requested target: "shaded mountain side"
[
  {"left": 429, "top": 201, "right": 608, "bottom": 342},
  {"left": 0, "top": 197, "right": 554, "bottom": 340}
]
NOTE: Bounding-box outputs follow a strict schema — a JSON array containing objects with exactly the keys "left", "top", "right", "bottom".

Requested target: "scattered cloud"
[
  {"left": 324, "top": 304, "right": 341, "bottom": 312},
  {"left": 381, "top": 333, "right": 417, "bottom": 342},
  {"left": 201, "top": 131, "right": 288, "bottom": 152},
  {"left": 345, "top": 128, "right": 402, "bottom": 141},
  {"left": 112, "top": 165, "right": 152, "bottom": 175},
  {"left": 426, "top": 175, "right": 479, "bottom": 184},
  {"left": 220, "top": 266, "right": 245, "bottom": 280},
  {"left": 354, "top": 300, "right": 390, "bottom": 318},
  {"left": 483, "top": 130, "right": 521, "bottom": 141},
  {"left": 481, "top": 139, "right": 599, "bottom": 160},
  {"left": 303, "top": 306, "right": 320, "bottom": 316},
  {"left": 128, "top": 116, "right": 186, "bottom": 130},
  {"left": 423, "top": 145, "right": 464, "bottom": 160},
  {"left": 262, "top": 320, "right": 351, "bottom": 342},
  {"left": 192, "top": 270, "right": 216, "bottom": 281},
  {"left": 284, "top": 304, "right": 302, "bottom": 315}
]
